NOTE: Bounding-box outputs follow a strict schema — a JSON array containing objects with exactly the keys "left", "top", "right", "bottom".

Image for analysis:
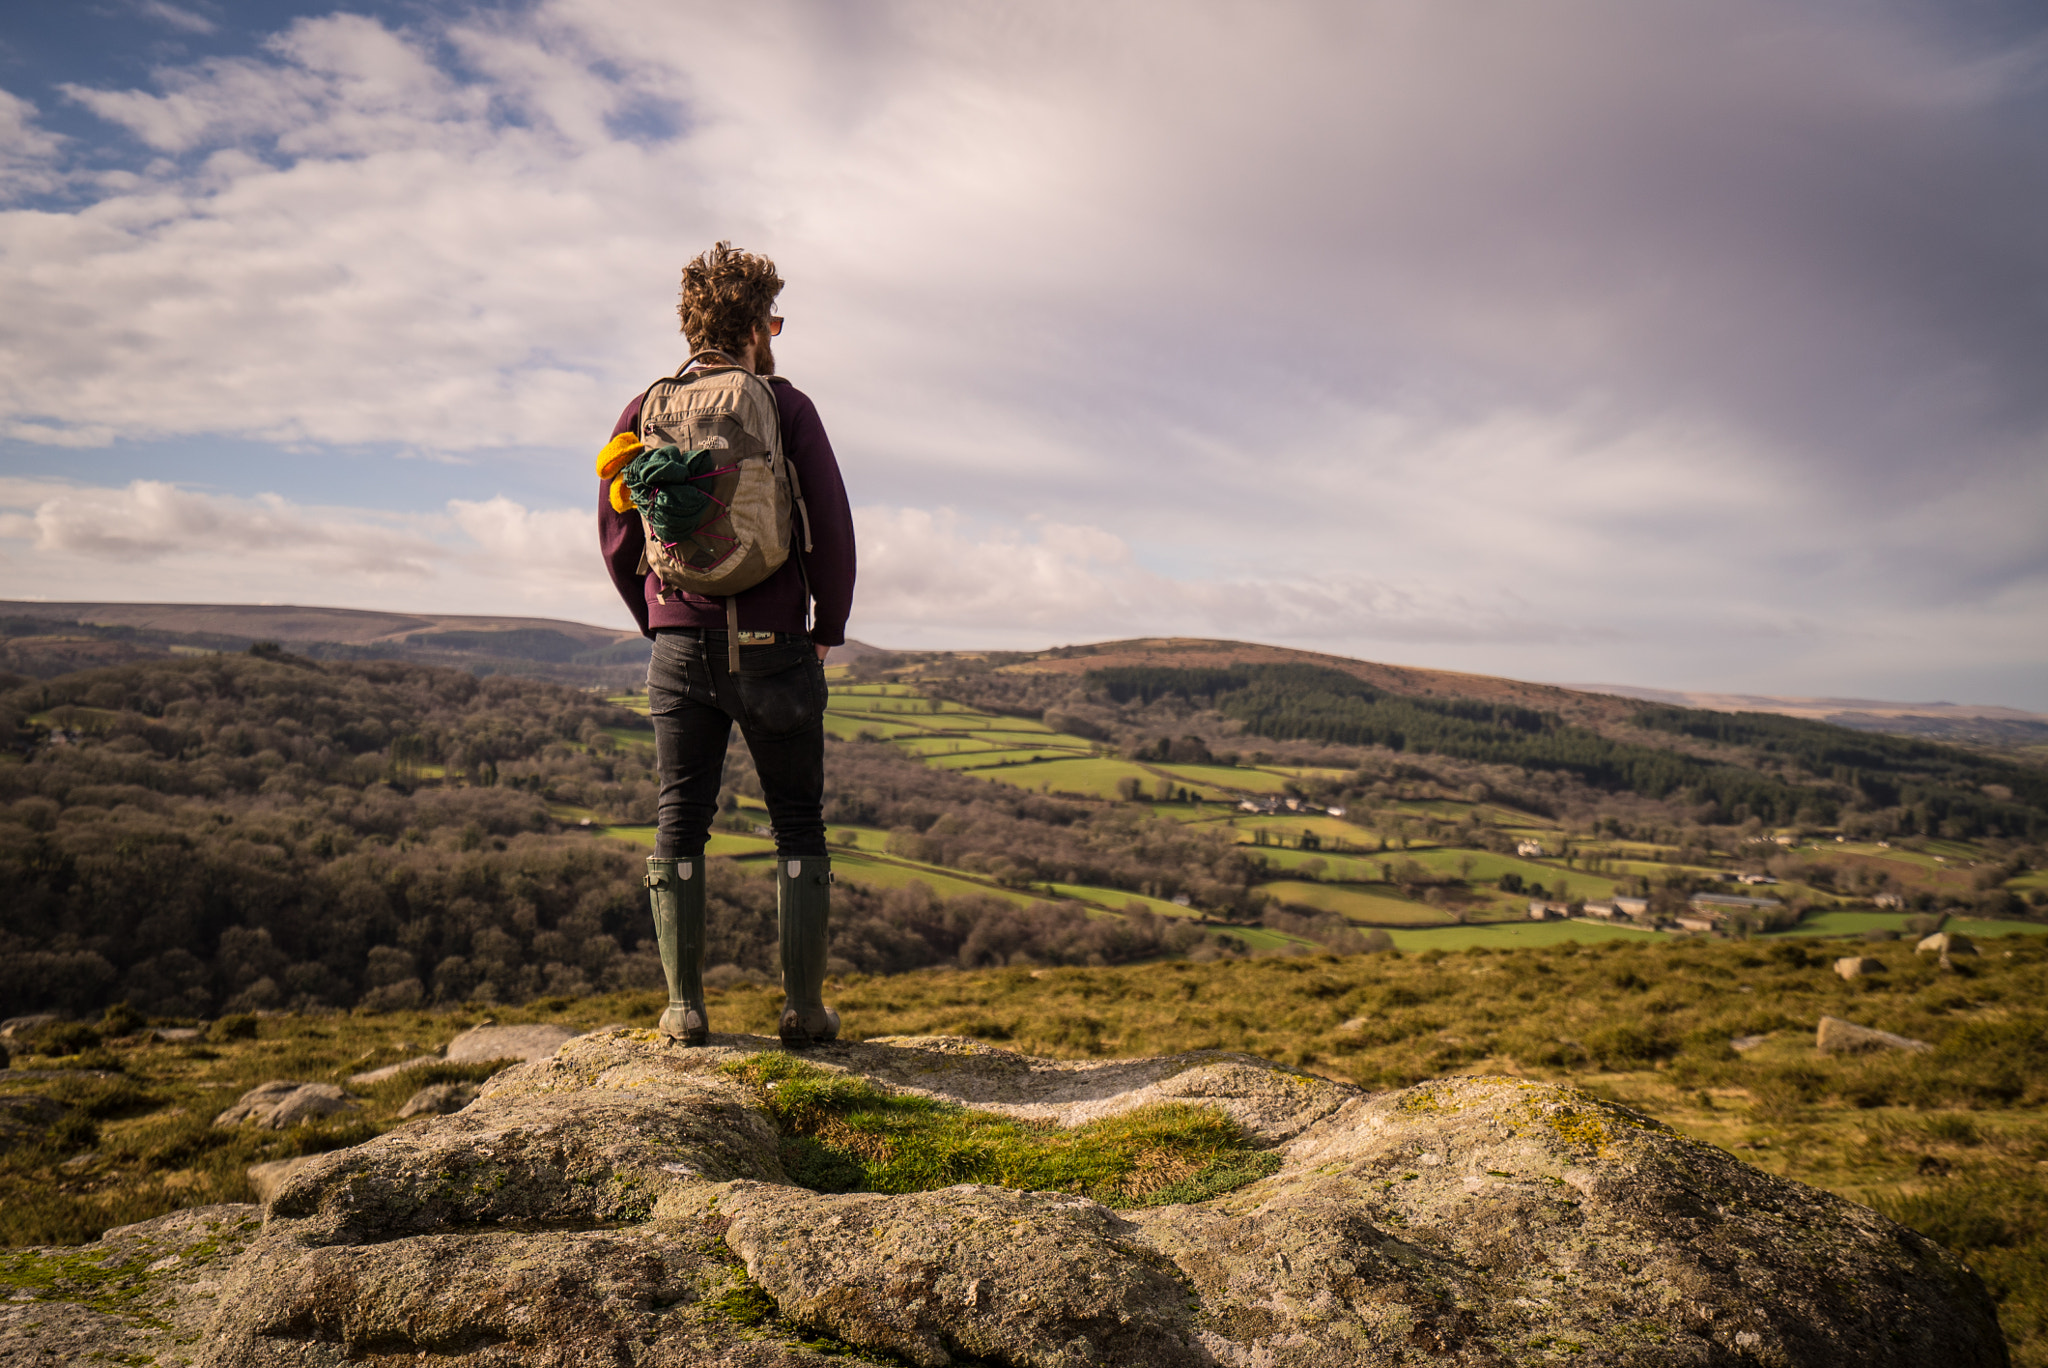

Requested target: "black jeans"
[{"left": 647, "top": 629, "right": 828, "bottom": 860}]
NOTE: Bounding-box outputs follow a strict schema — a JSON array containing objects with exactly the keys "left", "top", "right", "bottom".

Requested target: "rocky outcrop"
[
  {"left": 346, "top": 1054, "right": 440, "bottom": 1085},
  {"left": 245, "top": 1156, "right": 325, "bottom": 1205},
  {"left": 396, "top": 1080, "right": 477, "bottom": 1117},
  {"left": 1917, "top": 932, "right": 1979, "bottom": 957},
  {"left": 0, "top": 1204, "right": 263, "bottom": 1366},
  {"left": 3, "top": 1032, "right": 2007, "bottom": 1367},
  {"left": 444, "top": 1021, "right": 580, "bottom": 1064},
  {"left": 0, "top": 1095, "right": 64, "bottom": 1146},
  {"left": 1816, "top": 1015, "right": 1933, "bottom": 1056},
  {"left": 212, "top": 1081, "right": 356, "bottom": 1129}
]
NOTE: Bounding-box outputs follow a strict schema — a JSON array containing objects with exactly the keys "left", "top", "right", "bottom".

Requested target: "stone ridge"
[{"left": 0, "top": 1031, "right": 2009, "bottom": 1367}]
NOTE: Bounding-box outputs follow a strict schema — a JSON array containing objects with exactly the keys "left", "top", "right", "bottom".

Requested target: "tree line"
[
  {"left": 1084, "top": 664, "right": 2044, "bottom": 838},
  {"left": 0, "top": 654, "right": 1231, "bottom": 1020}
]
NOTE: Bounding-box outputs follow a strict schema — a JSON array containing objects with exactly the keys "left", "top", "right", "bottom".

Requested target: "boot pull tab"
[{"left": 645, "top": 871, "right": 667, "bottom": 890}]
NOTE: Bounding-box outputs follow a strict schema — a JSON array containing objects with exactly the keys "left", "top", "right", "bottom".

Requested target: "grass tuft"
[{"left": 723, "top": 1053, "right": 1280, "bottom": 1207}]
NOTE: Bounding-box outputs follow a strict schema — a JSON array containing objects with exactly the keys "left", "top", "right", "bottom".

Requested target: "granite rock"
[
  {"left": 396, "top": 1080, "right": 478, "bottom": 1118},
  {"left": 1917, "top": 932, "right": 1979, "bottom": 957},
  {"left": 5, "top": 1031, "right": 2004, "bottom": 1367},
  {"left": 212, "top": 1081, "right": 356, "bottom": 1129},
  {"left": 443, "top": 1022, "right": 578, "bottom": 1064},
  {"left": 1817, "top": 1014, "right": 1934, "bottom": 1056},
  {"left": 0, "top": 1204, "right": 262, "bottom": 1366},
  {"left": 346, "top": 1053, "right": 441, "bottom": 1085}
]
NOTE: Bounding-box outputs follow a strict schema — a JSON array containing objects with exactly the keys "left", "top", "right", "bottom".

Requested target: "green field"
[
  {"left": 1946, "top": 919, "right": 2048, "bottom": 941},
  {"left": 887, "top": 736, "right": 1012, "bottom": 757},
  {"left": 822, "top": 713, "right": 935, "bottom": 740},
  {"left": 1154, "top": 763, "right": 1294, "bottom": 794},
  {"left": 1244, "top": 847, "right": 1385, "bottom": 882},
  {"left": 1230, "top": 814, "right": 1383, "bottom": 849},
  {"left": 956, "top": 718, "right": 1059, "bottom": 736},
  {"left": 925, "top": 748, "right": 1088, "bottom": 771},
  {"left": 1763, "top": 910, "right": 2048, "bottom": 942},
  {"left": 944, "top": 755, "right": 1161, "bottom": 800},
  {"left": 1261, "top": 881, "right": 1454, "bottom": 926},
  {"left": 1043, "top": 882, "right": 1202, "bottom": 921},
  {"left": 1402, "top": 849, "right": 1621, "bottom": 900}
]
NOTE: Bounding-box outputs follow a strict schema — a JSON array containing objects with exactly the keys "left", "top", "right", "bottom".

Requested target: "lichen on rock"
[{"left": 2, "top": 1030, "right": 2009, "bottom": 1367}]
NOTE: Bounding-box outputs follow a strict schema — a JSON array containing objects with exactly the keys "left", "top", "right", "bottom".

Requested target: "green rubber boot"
[
  {"left": 776, "top": 855, "right": 840, "bottom": 1049},
  {"left": 646, "top": 856, "right": 708, "bottom": 1045}
]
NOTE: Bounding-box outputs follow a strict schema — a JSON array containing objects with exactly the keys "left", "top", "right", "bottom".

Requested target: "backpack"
[{"left": 631, "top": 353, "right": 813, "bottom": 667}]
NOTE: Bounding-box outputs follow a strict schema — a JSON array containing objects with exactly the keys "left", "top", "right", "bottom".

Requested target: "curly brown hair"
[{"left": 677, "top": 241, "right": 783, "bottom": 357}]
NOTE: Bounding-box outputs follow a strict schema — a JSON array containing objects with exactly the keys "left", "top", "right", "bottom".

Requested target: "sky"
[{"left": 1, "top": 1, "right": 2045, "bottom": 707}]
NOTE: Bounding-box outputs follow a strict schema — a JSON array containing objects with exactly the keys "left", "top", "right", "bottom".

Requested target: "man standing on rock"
[{"left": 598, "top": 242, "right": 855, "bottom": 1048}]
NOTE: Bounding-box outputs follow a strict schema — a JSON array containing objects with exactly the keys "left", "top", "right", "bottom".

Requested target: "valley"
[{"left": 585, "top": 665, "right": 2048, "bottom": 957}]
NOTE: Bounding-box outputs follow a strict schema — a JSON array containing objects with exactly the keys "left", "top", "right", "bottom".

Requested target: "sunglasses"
[{"left": 765, "top": 316, "right": 783, "bottom": 337}]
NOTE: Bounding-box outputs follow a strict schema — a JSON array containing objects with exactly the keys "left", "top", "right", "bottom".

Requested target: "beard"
[{"left": 753, "top": 331, "right": 775, "bottom": 376}]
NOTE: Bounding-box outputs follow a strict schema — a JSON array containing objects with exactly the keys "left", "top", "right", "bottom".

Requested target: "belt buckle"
[{"left": 736, "top": 630, "right": 777, "bottom": 644}]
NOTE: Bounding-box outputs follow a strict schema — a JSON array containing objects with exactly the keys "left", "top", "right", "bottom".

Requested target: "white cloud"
[
  {"left": 849, "top": 506, "right": 1596, "bottom": 650},
  {"left": 135, "top": 1, "right": 218, "bottom": 36},
  {"left": 0, "top": 89, "right": 66, "bottom": 200},
  {"left": 0, "top": 474, "right": 2041, "bottom": 707},
  {"left": 19, "top": 478, "right": 443, "bottom": 575},
  {"left": 1, "top": 1, "right": 2043, "bottom": 704},
  {"left": 0, "top": 477, "right": 619, "bottom": 620}
]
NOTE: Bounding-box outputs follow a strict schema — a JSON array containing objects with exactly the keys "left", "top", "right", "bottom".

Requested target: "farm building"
[
  {"left": 1582, "top": 900, "right": 1619, "bottom": 919},
  {"left": 1613, "top": 896, "right": 1650, "bottom": 917},
  {"left": 1527, "top": 900, "right": 1570, "bottom": 921}
]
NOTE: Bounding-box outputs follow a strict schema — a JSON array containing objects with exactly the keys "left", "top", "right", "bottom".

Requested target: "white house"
[{"left": 1515, "top": 840, "right": 1545, "bottom": 858}]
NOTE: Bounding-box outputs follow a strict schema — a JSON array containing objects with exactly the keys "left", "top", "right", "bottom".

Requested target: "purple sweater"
[{"left": 600, "top": 375, "right": 856, "bottom": 646}]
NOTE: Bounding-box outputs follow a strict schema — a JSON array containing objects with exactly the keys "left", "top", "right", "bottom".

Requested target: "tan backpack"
[{"left": 633, "top": 353, "right": 812, "bottom": 668}]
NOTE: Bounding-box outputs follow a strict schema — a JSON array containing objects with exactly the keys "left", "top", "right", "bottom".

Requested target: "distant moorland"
[{"left": 4, "top": 636, "right": 2044, "bottom": 1022}]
